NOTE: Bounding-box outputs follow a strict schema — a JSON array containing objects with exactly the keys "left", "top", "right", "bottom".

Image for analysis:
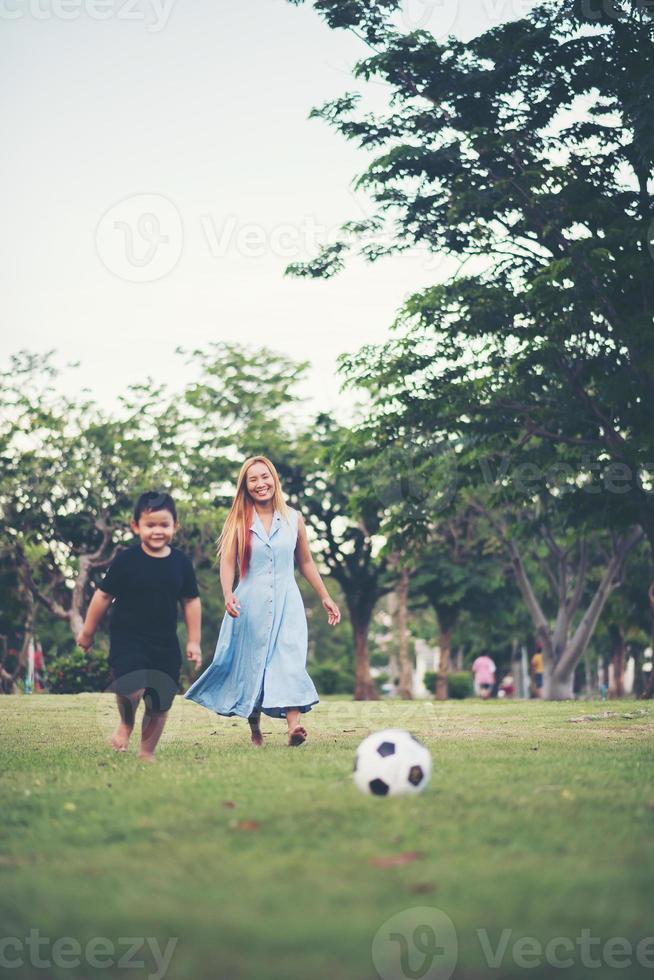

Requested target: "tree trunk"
[
  {"left": 543, "top": 667, "right": 574, "bottom": 700},
  {"left": 643, "top": 581, "right": 654, "bottom": 699},
  {"left": 436, "top": 627, "right": 451, "bottom": 701},
  {"left": 396, "top": 566, "right": 413, "bottom": 699},
  {"left": 505, "top": 526, "right": 643, "bottom": 701},
  {"left": 352, "top": 617, "right": 378, "bottom": 700},
  {"left": 632, "top": 647, "right": 645, "bottom": 698},
  {"left": 609, "top": 624, "right": 625, "bottom": 698}
]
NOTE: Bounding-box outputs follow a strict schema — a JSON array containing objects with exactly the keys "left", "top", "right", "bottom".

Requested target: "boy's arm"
[
  {"left": 181, "top": 597, "right": 202, "bottom": 670},
  {"left": 77, "top": 590, "right": 113, "bottom": 649}
]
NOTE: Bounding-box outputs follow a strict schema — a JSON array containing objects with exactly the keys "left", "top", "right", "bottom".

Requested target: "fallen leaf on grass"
[
  {"left": 235, "top": 820, "right": 260, "bottom": 831},
  {"left": 560, "top": 789, "right": 576, "bottom": 801},
  {"left": 63, "top": 802, "right": 77, "bottom": 812},
  {"left": 370, "top": 851, "right": 425, "bottom": 868},
  {"left": 409, "top": 882, "right": 436, "bottom": 894},
  {"left": 222, "top": 801, "right": 236, "bottom": 809}
]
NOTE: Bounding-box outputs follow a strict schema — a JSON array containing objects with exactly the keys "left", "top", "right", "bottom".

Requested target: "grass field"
[{"left": 2, "top": 695, "right": 654, "bottom": 980}]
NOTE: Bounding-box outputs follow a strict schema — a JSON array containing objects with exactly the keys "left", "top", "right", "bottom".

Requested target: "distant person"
[
  {"left": 531, "top": 644, "right": 544, "bottom": 698},
  {"left": 33, "top": 644, "right": 45, "bottom": 692},
  {"left": 498, "top": 671, "right": 515, "bottom": 698},
  {"left": 77, "top": 491, "right": 202, "bottom": 761},
  {"left": 472, "top": 652, "right": 496, "bottom": 699}
]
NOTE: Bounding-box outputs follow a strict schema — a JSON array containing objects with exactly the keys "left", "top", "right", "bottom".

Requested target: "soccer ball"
[{"left": 353, "top": 729, "right": 432, "bottom": 797}]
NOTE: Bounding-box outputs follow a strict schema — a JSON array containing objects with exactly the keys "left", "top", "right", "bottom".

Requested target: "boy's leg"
[
  {"left": 248, "top": 709, "right": 264, "bottom": 747},
  {"left": 112, "top": 689, "right": 144, "bottom": 751},
  {"left": 139, "top": 706, "right": 169, "bottom": 761},
  {"left": 138, "top": 670, "right": 178, "bottom": 761},
  {"left": 286, "top": 707, "right": 307, "bottom": 747}
]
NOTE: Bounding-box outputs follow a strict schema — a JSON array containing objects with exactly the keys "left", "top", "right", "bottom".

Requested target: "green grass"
[{"left": 2, "top": 695, "right": 654, "bottom": 980}]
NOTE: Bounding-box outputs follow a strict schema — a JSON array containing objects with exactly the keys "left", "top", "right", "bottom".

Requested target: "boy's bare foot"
[
  {"left": 111, "top": 724, "right": 132, "bottom": 751},
  {"left": 248, "top": 714, "right": 264, "bottom": 747},
  {"left": 288, "top": 724, "right": 307, "bottom": 747},
  {"left": 137, "top": 751, "right": 157, "bottom": 763}
]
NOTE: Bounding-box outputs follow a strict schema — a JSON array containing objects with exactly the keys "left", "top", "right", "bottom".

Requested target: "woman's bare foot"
[
  {"left": 111, "top": 724, "right": 132, "bottom": 751},
  {"left": 248, "top": 714, "right": 264, "bottom": 747},
  {"left": 288, "top": 724, "right": 307, "bottom": 747},
  {"left": 137, "top": 751, "right": 157, "bottom": 763}
]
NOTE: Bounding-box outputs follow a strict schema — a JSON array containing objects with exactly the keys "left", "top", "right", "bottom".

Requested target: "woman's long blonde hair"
[{"left": 218, "top": 455, "right": 291, "bottom": 578}]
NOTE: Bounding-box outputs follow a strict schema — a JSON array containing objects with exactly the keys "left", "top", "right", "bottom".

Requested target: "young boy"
[{"left": 77, "top": 491, "right": 202, "bottom": 761}]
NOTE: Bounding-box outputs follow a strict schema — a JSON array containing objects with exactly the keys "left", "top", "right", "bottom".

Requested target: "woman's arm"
[
  {"left": 220, "top": 532, "right": 241, "bottom": 618},
  {"left": 294, "top": 511, "right": 340, "bottom": 625}
]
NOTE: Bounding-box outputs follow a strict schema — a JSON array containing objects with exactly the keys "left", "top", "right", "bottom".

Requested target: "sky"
[{"left": 1, "top": 0, "right": 539, "bottom": 422}]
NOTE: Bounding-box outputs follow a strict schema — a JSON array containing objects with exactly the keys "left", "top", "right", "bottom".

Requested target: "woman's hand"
[
  {"left": 322, "top": 596, "right": 340, "bottom": 626},
  {"left": 225, "top": 593, "right": 241, "bottom": 618}
]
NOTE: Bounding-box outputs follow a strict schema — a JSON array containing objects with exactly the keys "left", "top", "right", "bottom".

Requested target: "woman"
[{"left": 184, "top": 455, "right": 341, "bottom": 746}]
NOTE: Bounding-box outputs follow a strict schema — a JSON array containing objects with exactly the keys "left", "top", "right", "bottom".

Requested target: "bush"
[
  {"left": 423, "top": 671, "right": 437, "bottom": 694},
  {"left": 374, "top": 671, "right": 390, "bottom": 694},
  {"left": 311, "top": 662, "right": 353, "bottom": 695},
  {"left": 422, "top": 670, "right": 473, "bottom": 699},
  {"left": 45, "top": 646, "right": 111, "bottom": 694},
  {"left": 447, "top": 671, "right": 473, "bottom": 699}
]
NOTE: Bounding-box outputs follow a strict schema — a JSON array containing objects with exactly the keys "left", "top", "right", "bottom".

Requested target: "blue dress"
[{"left": 184, "top": 505, "right": 319, "bottom": 719}]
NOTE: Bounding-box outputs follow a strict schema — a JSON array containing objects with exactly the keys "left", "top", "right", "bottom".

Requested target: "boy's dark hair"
[{"left": 133, "top": 491, "right": 177, "bottom": 523}]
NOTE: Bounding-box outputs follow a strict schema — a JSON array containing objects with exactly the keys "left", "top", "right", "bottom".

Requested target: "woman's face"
[{"left": 246, "top": 464, "right": 275, "bottom": 504}]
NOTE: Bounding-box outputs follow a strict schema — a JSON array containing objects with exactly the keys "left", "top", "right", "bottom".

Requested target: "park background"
[
  {"left": 1, "top": 0, "right": 654, "bottom": 705},
  {"left": 2, "top": 3, "right": 654, "bottom": 980}
]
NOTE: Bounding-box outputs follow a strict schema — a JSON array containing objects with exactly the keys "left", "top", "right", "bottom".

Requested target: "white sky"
[{"left": 1, "top": 0, "right": 539, "bottom": 422}]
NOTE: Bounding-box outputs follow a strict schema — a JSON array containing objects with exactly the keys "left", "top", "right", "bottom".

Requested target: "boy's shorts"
[{"left": 108, "top": 634, "right": 181, "bottom": 712}]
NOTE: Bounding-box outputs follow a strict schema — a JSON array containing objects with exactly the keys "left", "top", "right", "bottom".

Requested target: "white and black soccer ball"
[{"left": 353, "top": 729, "right": 432, "bottom": 797}]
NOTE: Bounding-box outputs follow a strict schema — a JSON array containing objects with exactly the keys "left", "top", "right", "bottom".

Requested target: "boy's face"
[{"left": 130, "top": 508, "right": 176, "bottom": 553}]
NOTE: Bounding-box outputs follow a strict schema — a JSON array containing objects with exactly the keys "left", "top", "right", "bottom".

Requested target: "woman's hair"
[{"left": 218, "top": 456, "right": 290, "bottom": 577}]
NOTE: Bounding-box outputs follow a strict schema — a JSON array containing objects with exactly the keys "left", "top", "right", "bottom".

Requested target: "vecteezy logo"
[
  {"left": 94, "top": 668, "right": 184, "bottom": 750},
  {"left": 372, "top": 907, "right": 458, "bottom": 980},
  {"left": 95, "top": 193, "right": 183, "bottom": 282},
  {"left": 401, "top": 0, "right": 460, "bottom": 37},
  {"left": 372, "top": 431, "right": 458, "bottom": 515}
]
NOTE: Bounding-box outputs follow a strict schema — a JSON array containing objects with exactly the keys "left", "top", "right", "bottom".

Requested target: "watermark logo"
[
  {"left": 0, "top": 0, "right": 176, "bottom": 32},
  {"left": 372, "top": 906, "right": 654, "bottom": 976},
  {"left": 95, "top": 193, "right": 183, "bottom": 282},
  {"left": 94, "top": 668, "right": 186, "bottom": 749},
  {"left": 0, "top": 931, "right": 177, "bottom": 979},
  {"left": 400, "top": 0, "right": 539, "bottom": 36},
  {"left": 401, "top": 0, "right": 460, "bottom": 36},
  {"left": 372, "top": 907, "right": 458, "bottom": 980},
  {"left": 372, "top": 432, "right": 459, "bottom": 515}
]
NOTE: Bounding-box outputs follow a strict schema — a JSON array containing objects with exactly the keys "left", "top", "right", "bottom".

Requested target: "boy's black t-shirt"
[{"left": 99, "top": 544, "right": 199, "bottom": 648}]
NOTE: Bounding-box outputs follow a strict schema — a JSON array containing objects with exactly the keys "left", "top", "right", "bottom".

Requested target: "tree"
[
  {"left": 285, "top": 414, "right": 395, "bottom": 699},
  {"left": 286, "top": 0, "right": 654, "bottom": 695},
  {"left": 411, "top": 509, "right": 507, "bottom": 699},
  {"left": 387, "top": 556, "right": 412, "bottom": 698},
  {"left": 0, "top": 353, "right": 173, "bottom": 638},
  {"left": 471, "top": 493, "right": 643, "bottom": 698}
]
